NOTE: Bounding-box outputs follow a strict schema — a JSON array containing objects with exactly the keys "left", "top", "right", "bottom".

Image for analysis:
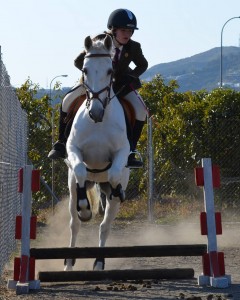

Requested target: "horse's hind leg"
[
  {"left": 64, "top": 173, "right": 80, "bottom": 271},
  {"left": 93, "top": 183, "right": 120, "bottom": 271}
]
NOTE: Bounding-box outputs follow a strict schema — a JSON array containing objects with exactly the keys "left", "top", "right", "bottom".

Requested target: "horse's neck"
[{"left": 104, "top": 88, "right": 125, "bottom": 122}]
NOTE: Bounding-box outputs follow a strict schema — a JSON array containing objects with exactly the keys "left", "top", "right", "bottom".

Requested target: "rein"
[{"left": 85, "top": 53, "right": 111, "bottom": 58}]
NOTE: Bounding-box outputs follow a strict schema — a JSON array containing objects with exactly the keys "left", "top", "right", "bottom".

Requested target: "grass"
[
  {"left": 116, "top": 195, "right": 240, "bottom": 223},
  {"left": 115, "top": 195, "right": 204, "bottom": 224},
  {"left": 116, "top": 198, "right": 148, "bottom": 221}
]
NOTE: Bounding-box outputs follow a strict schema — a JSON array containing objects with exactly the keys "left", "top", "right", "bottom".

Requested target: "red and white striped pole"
[
  {"left": 195, "top": 158, "right": 231, "bottom": 288},
  {"left": 8, "top": 165, "right": 40, "bottom": 294}
]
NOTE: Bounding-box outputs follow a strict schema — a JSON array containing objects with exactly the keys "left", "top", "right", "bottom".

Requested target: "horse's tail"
[{"left": 87, "top": 183, "right": 100, "bottom": 217}]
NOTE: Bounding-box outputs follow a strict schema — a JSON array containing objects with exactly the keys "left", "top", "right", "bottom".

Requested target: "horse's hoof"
[
  {"left": 93, "top": 258, "right": 105, "bottom": 270},
  {"left": 77, "top": 210, "right": 92, "bottom": 222},
  {"left": 64, "top": 258, "right": 76, "bottom": 271},
  {"left": 64, "top": 265, "right": 73, "bottom": 271}
]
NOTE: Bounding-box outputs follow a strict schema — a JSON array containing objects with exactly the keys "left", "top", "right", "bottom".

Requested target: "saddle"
[
  {"left": 64, "top": 94, "right": 86, "bottom": 125},
  {"left": 119, "top": 98, "right": 135, "bottom": 128},
  {"left": 64, "top": 95, "right": 85, "bottom": 138}
]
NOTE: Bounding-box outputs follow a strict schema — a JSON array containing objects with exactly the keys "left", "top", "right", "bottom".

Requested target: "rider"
[{"left": 48, "top": 8, "right": 148, "bottom": 168}]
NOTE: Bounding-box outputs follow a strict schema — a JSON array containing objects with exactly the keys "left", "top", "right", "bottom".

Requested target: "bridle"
[{"left": 81, "top": 53, "right": 113, "bottom": 111}]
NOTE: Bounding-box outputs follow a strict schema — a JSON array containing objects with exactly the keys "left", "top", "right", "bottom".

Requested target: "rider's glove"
[{"left": 121, "top": 74, "right": 134, "bottom": 87}]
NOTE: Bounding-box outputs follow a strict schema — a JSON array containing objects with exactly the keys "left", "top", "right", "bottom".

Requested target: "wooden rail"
[
  {"left": 38, "top": 268, "right": 195, "bottom": 282},
  {"left": 30, "top": 244, "right": 207, "bottom": 259}
]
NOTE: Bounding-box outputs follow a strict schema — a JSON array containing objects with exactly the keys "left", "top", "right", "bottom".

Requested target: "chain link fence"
[
  {"left": 34, "top": 104, "right": 240, "bottom": 222},
  {"left": 149, "top": 115, "right": 240, "bottom": 222},
  {"left": 0, "top": 46, "right": 28, "bottom": 276}
]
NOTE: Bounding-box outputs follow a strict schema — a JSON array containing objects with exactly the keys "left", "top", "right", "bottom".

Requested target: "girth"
[{"left": 86, "top": 163, "right": 112, "bottom": 173}]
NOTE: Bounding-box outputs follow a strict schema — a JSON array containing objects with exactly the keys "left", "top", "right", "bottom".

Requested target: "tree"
[
  {"left": 16, "top": 79, "right": 68, "bottom": 213},
  {"left": 139, "top": 75, "right": 240, "bottom": 207},
  {"left": 16, "top": 76, "right": 240, "bottom": 212}
]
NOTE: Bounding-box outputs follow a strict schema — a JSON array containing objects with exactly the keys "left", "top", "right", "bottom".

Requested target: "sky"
[{"left": 1, "top": 0, "right": 240, "bottom": 88}]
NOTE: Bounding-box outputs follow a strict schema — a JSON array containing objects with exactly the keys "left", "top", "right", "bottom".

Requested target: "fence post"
[
  {"left": 7, "top": 165, "right": 40, "bottom": 294},
  {"left": 196, "top": 158, "right": 231, "bottom": 288},
  {"left": 147, "top": 115, "right": 154, "bottom": 222}
]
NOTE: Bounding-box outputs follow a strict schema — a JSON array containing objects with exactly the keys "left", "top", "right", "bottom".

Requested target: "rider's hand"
[{"left": 121, "top": 74, "right": 134, "bottom": 87}]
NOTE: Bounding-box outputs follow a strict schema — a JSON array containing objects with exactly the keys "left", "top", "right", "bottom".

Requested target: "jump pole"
[
  {"left": 38, "top": 268, "right": 195, "bottom": 282},
  {"left": 31, "top": 244, "right": 207, "bottom": 259},
  {"left": 195, "top": 158, "right": 231, "bottom": 288},
  {"left": 36, "top": 244, "right": 205, "bottom": 282},
  {"left": 7, "top": 165, "right": 40, "bottom": 294}
]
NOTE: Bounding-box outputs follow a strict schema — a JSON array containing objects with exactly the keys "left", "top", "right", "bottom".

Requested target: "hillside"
[
  {"left": 141, "top": 46, "right": 240, "bottom": 92},
  {"left": 36, "top": 46, "right": 240, "bottom": 97}
]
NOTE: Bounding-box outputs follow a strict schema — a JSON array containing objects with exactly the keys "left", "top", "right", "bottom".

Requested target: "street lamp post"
[
  {"left": 220, "top": 16, "right": 240, "bottom": 88},
  {"left": 49, "top": 74, "right": 68, "bottom": 214}
]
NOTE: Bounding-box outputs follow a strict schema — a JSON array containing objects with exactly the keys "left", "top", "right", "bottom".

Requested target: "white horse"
[{"left": 64, "top": 35, "right": 130, "bottom": 271}]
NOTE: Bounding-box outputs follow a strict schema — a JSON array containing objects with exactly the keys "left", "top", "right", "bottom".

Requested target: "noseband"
[{"left": 82, "top": 53, "right": 113, "bottom": 110}]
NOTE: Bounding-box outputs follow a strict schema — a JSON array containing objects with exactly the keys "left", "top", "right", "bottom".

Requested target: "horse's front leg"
[
  {"left": 108, "top": 147, "right": 129, "bottom": 199},
  {"left": 76, "top": 182, "right": 92, "bottom": 221},
  {"left": 67, "top": 145, "right": 92, "bottom": 222}
]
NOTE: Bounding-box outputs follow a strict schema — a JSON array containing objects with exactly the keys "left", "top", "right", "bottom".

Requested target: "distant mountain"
[
  {"left": 35, "top": 47, "right": 240, "bottom": 98},
  {"left": 37, "top": 87, "right": 71, "bottom": 104},
  {"left": 141, "top": 46, "right": 240, "bottom": 92}
]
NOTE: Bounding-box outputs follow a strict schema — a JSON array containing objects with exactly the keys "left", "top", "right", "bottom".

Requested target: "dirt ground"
[{"left": 1, "top": 199, "right": 240, "bottom": 300}]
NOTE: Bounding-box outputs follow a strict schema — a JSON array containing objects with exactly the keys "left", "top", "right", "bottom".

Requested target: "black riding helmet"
[{"left": 107, "top": 9, "right": 138, "bottom": 30}]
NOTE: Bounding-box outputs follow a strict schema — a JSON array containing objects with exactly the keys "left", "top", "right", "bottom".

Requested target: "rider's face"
[{"left": 115, "top": 28, "right": 133, "bottom": 44}]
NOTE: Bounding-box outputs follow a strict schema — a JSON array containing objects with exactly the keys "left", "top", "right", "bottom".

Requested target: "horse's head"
[{"left": 82, "top": 35, "right": 113, "bottom": 123}]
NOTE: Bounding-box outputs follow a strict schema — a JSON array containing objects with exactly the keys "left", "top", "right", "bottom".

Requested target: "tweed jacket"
[{"left": 74, "top": 34, "right": 148, "bottom": 97}]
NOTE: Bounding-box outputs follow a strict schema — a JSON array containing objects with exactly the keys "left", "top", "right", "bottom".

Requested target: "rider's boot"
[
  {"left": 48, "top": 108, "right": 68, "bottom": 159},
  {"left": 127, "top": 120, "right": 145, "bottom": 168}
]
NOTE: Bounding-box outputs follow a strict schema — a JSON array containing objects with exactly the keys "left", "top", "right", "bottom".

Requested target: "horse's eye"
[{"left": 107, "top": 69, "right": 113, "bottom": 76}]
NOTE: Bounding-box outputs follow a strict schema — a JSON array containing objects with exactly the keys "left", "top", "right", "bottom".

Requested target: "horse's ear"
[
  {"left": 104, "top": 35, "right": 112, "bottom": 51},
  {"left": 84, "top": 36, "right": 92, "bottom": 51}
]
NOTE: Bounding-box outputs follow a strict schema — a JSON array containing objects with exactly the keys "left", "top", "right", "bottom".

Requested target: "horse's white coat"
[{"left": 65, "top": 35, "right": 130, "bottom": 271}]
